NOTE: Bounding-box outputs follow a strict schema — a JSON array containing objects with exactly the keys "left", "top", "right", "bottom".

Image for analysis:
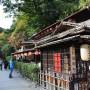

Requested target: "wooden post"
[
  {"left": 69, "top": 46, "right": 76, "bottom": 90},
  {"left": 48, "top": 71, "right": 51, "bottom": 90},
  {"left": 70, "top": 46, "right": 76, "bottom": 74},
  {"left": 53, "top": 72, "right": 56, "bottom": 90},
  {"left": 45, "top": 70, "right": 48, "bottom": 89},
  {"left": 87, "top": 61, "right": 90, "bottom": 90},
  {"left": 39, "top": 70, "right": 41, "bottom": 85}
]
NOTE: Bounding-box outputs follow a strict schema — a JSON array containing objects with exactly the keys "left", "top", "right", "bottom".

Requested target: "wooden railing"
[{"left": 38, "top": 70, "right": 70, "bottom": 90}]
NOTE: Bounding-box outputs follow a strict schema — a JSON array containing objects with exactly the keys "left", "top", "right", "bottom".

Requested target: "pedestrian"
[
  {"left": 2, "top": 61, "right": 5, "bottom": 70},
  {"left": 0, "top": 58, "right": 2, "bottom": 70},
  {"left": 9, "top": 58, "right": 15, "bottom": 78},
  {"left": 4, "top": 60, "right": 8, "bottom": 70}
]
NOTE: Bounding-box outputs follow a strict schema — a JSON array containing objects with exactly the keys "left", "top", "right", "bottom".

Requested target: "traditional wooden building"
[{"left": 12, "top": 6, "right": 90, "bottom": 90}]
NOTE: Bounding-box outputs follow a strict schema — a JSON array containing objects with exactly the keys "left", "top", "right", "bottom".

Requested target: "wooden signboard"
[{"left": 53, "top": 53, "right": 61, "bottom": 73}]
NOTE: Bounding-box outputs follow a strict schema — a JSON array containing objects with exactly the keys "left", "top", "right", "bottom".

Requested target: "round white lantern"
[
  {"left": 35, "top": 50, "right": 39, "bottom": 55},
  {"left": 24, "top": 53, "right": 27, "bottom": 56},
  {"left": 28, "top": 52, "right": 32, "bottom": 56},
  {"left": 80, "top": 44, "right": 90, "bottom": 61},
  {"left": 21, "top": 53, "right": 24, "bottom": 57}
]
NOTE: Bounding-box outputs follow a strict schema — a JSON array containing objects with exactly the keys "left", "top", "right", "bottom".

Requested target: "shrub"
[{"left": 15, "top": 61, "right": 39, "bottom": 81}]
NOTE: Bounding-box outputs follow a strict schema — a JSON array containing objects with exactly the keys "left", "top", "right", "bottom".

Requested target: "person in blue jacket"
[{"left": 9, "top": 57, "right": 15, "bottom": 78}]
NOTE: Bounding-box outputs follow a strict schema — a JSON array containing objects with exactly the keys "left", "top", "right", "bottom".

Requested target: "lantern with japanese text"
[{"left": 80, "top": 44, "right": 90, "bottom": 61}]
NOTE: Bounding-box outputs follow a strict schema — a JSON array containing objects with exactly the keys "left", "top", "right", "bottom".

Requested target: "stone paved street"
[{"left": 0, "top": 70, "right": 45, "bottom": 90}]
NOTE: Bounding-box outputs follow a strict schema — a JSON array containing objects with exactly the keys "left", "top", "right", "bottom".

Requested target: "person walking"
[
  {"left": 0, "top": 59, "right": 2, "bottom": 70},
  {"left": 9, "top": 58, "right": 15, "bottom": 78},
  {"left": 4, "top": 60, "right": 8, "bottom": 70}
]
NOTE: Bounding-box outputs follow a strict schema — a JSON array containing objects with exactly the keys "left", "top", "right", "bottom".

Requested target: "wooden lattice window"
[
  {"left": 60, "top": 48, "right": 70, "bottom": 73},
  {"left": 48, "top": 51, "right": 53, "bottom": 71},
  {"left": 42, "top": 52, "right": 48, "bottom": 70},
  {"left": 42, "top": 50, "right": 54, "bottom": 71},
  {"left": 42, "top": 47, "right": 70, "bottom": 73}
]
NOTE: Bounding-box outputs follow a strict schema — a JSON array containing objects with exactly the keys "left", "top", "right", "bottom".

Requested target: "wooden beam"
[
  {"left": 63, "top": 21, "right": 78, "bottom": 27},
  {"left": 36, "top": 35, "right": 80, "bottom": 48},
  {"left": 37, "top": 25, "right": 85, "bottom": 45},
  {"left": 32, "top": 21, "right": 61, "bottom": 39},
  {"left": 80, "top": 35, "right": 90, "bottom": 39}
]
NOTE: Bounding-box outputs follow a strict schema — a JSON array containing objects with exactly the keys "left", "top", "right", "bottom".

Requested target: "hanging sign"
[{"left": 53, "top": 52, "right": 61, "bottom": 73}]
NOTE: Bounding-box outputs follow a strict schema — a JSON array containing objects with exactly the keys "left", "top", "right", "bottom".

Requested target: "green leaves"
[
  {"left": 15, "top": 62, "right": 39, "bottom": 81},
  {"left": 79, "top": 0, "right": 90, "bottom": 8},
  {"left": 1, "top": 0, "right": 90, "bottom": 49},
  {"left": 1, "top": 43, "right": 15, "bottom": 58}
]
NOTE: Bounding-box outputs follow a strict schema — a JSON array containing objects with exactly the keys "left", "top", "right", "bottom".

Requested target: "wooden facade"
[{"left": 12, "top": 6, "right": 90, "bottom": 90}]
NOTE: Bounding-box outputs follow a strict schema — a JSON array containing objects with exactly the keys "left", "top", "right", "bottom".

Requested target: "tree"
[
  {"left": 1, "top": 44, "right": 15, "bottom": 57},
  {"left": 1, "top": 0, "right": 59, "bottom": 28},
  {"left": 1, "top": 0, "right": 90, "bottom": 49},
  {"left": 8, "top": 13, "right": 37, "bottom": 49},
  {"left": 0, "top": 27, "right": 15, "bottom": 59},
  {"left": 79, "top": 0, "right": 90, "bottom": 8}
]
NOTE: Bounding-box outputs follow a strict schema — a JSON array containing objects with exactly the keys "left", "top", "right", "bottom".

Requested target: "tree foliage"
[
  {"left": 1, "top": 0, "right": 79, "bottom": 28},
  {"left": 1, "top": 44, "right": 15, "bottom": 57},
  {"left": 0, "top": 0, "right": 90, "bottom": 49},
  {"left": 0, "top": 27, "right": 14, "bottom": 59}
]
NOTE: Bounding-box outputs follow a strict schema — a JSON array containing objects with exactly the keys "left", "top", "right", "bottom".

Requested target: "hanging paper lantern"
[
  {"left": 35, "top": 50, "right": 39, "bottom": 55},
  {"left": 18, "top": 54, "right": 21, "bottom": 57},
  {"left": 21, "top": 53, "right": 24, "bottom": 57},
  {"left": 15, "top": 54, "right": 18, "bottom": 57},
  {"left": 13, "top": 54, "right": 17, "bottom": 59},
  {"left": 24, "top": 52, "right": 27, "bottom": 56},
  {"left": 28, "top": 52, "right": 32, "bottom": 56},
  {"left": 14, "top": 54, "right": 16, "bottom": 57},
  {"left": 35, "top": 50, "right": 41, "bottom": 55},
  {"left": 80, "top": 44, "right": 90, "bottom": 61},
  {"left": 38, "top": 50, "right": 41, "bottom": 55}
]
